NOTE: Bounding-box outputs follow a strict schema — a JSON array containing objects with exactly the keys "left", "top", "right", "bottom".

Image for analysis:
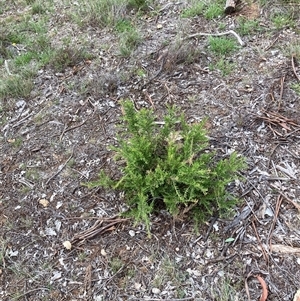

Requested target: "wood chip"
[{"left": 271, "top": 244, "right": 300, "bottom": 254}]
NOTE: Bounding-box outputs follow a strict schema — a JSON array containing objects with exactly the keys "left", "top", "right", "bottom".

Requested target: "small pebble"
[
  {"left": 129, "top": 230, "right": 135, "bottom": 237},
  {"left": 152, "top": 288, "right": 161, "bottom": 294}
]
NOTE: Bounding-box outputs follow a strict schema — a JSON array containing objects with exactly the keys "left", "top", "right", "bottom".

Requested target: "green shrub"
[{"left": 85, "top": 101, "right": 246, "bottom": 232}]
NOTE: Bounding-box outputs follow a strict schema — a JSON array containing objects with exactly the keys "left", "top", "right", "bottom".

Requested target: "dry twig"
[
  {"left": 84, "top": 264, "right": 92, "bottom": 298},
  {"left": 60, "top": 118, "right": 89, "bottom": 141},
  {"left": 278, "top": 75, "right": 285, "bottom": 110},
  {"left": 291, "top": 55, "right": 300, "bottom": 82},
  {"left": 185, "top": 30, "right": 245, "bottom": 46},
  {"left": 12, "top": 287, "right": 50, "bottom": 300},
  {"left": 267, "top": 195, "right": 282, "bottom": 250},
  {"left": 270, "top": 184, "right": 300, "bottom": 213},
  {"left": 252, "top": 220, "right": 269, "bottom": 263},
  {"left": 45, "top": 147, "right": 75, "bottom": 185},
  {"left": 245, "top": 273, "right": 268, "bottom": 301},
  {"left": 71, "top": 216, "right": 128, "bottom": 246},
  {"left": 256, "top": 275, "right": 268, "bottom": 301},
  {"left": 4, "top": 60, "right": 12, "bottom": 75},
  {"left": 131, "top": 297, "right": 195, "bottom": 301},
  {"left": 256, "top": 110, "right": 299, "bottom": 136}
]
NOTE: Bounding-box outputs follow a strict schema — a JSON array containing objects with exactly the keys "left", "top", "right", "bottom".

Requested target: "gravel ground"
[{"left": 1, "top": 0, "right": 300, "bottom": 300}]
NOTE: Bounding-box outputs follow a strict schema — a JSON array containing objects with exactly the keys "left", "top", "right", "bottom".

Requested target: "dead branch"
[
  {"left": 185, "top": 30, "right": 245, "bottom": 47},
  {"left": 267, "top": 195, "right": 282, "bottom": 249},
  {"left": 4, "top": 60, "right": 12, "bottom": 75},
  {"left": 252, "top": 220, "right": 269, "bottom": 263},
  {"left": 45, "top": 147, "right": 75, "bottom": 185},
  {"left": 256, "top": 275, "right": 268, "bottom": 301},
  {"left": 270, "top": 184, "right": 300, "bottom": 213},
  {"left": 225, "top": 0, "right": 236, "bottom": 14},
  {"left": 71, "top": 216, "right": 128, "bottom": 246},
  {"left": 291, "top": 55, "right": 300, "bottom": 82},
  {"left": 59, "top": 118, "right": 89, "bottom": 141}
]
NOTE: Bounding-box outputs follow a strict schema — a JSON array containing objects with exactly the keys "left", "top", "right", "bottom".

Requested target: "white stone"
[
  {"left": 152, "top": 288, "right": 161, "bottom": 294},
  {"left": 129, "top": 230, "right": 135, "bottom": 237}
]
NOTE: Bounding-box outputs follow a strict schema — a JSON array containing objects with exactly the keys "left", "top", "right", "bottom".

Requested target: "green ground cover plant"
[
  {"left": 237, "top": 17, "right": 261, "bottom": 36},
  {"left": 271, "top": 12, "right": 295, "bottom": 29},
  {"left": 181, "top": 1, "right": 205, "bottom": 18},
  {"left": 85, "top": 101, "right": 246, "bottom": 232},
  {"left": 204, "top": 1, "right": 223, "bottom": 19},
  {"left": 181, "top": 0, "right": 223, "bottom": 19},
  {"left": 115, "top": 19, "right": 141, "bottom": 57},
  {"left": 208, "top": 36, "right": 238, "bottom": 56},
  {"left": 213, "top": 58, "right": 235, "bottom": 76}
]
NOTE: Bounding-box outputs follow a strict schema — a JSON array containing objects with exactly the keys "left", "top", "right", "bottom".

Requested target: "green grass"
[
  {"left": 115, "top": 19, "right": 141, "bottom": 57},
  {"left": 0, "top": 75, "right": 34, "bottom": 99},
  {"left": 127, "top": 0, "right": 148, "bottom": 10},
  {"left": 271, "top": 12, "right": 296, "bottom": 29},
  {"left": 70, "top": 0, "right": 128, "bottom": 28},
  {"left": 8, "top": 137, "right": 23, "bottom": 148},
  {"left": 181, "top": 0, "right": 223, "bottom": 19},
  {"left": 237, "top": 17, "right": 261, "bottom": 36},
  {"left": 48, "top": 46, "right": 93, "bottom": 72},
  {"left": 115, "top": 19, "right": 134, "bottom": 33},
  {"left": 0, "top": 1, "right": 53, "bottom": 98},
  {"left": 214, "top": 58, "right": 236, "bottom": 76},
  {"left": 208, "top": 37, "right": 238, "bottom": 56},
  {"left": 110, "top": 257, "right": 124, "bottom": 273},
  {"left": 204, "top": 2, "right": 223, "bottom": 19},
  {"left": 181, "top": 1, "right": 205, "bottom": 18},
  {"left": 119, "top": 29, "right": 141, "bottom": 56},
  {"left": 285, "top": 42, "right": 300, "bottom": 59},
  {"left": 31, "top": 1, "right": 48, "bottom": 15},
  {"left": 152, "top": 256, "right": 187, "bottom": 296},
  {"left": 291, "top": 83, "right": 300, "bottom": 95},
  {"left": 25, "top": 169, "right": 40, "bottom": 181},
  {"left": 14, "top": 52, "right": 36, "bottom": 66},
  {"left": 211, "top": 276, "right": 241, "bottom": 300}
]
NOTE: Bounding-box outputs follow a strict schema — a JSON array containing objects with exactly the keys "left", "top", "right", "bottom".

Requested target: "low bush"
[{"left": 85, "top": 100, "right": 246, "bottom": 232}]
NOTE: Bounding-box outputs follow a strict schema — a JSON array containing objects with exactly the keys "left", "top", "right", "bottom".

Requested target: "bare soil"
[{"left": 1, "top": 0, "right": 300, "bottom": 300}]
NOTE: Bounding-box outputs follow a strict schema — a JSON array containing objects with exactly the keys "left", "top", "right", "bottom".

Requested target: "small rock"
[
  {"left": 152, "top": 288, "right": 161, "bottom": 294},
  {"left": 51, "top": 271, "right": 62, "bottom": 281},
  {"left": 8, "top": 249, "right": 18, "bottom": 257},
  {"left": 129, "top": 230, "right": 135, "bottom": 237},
  {"left": 63, "top": 241, "right": 72, "bottom": 250}
]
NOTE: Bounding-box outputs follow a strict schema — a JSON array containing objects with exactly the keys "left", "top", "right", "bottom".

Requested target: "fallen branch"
[
  {"left": 271, "top": 244, "right": 300, "bottom": 254},
  {"left": 225, "top": 0, "right": 236, "bottom": 14},
  {"left": 245, "top": 273, "right": 268, "bottom": 301},
  {"left": 131, "top": 297, "right": 195, "bottom": 301},
  {"left": 291, "top": 55, "right": 300, "bottom": 82},
  {"left": 12, "top": 287, "right": 50, "bottom": 300},
  {"left": 71, "top": 216, "right": 128, "bottom": 246},
  {"left": 4, "top": 60, "right": 12, "bottom": 75},
  {"left": 256, "top": 275, "right": 268, "bottom": 301},
  {"left": 270, "top": 184, "right": 300, "bottom": 213},
  {"left": 59, "top": 118, "right": 88, "bottom": 141},
  {"left": 184, "top": 30, "right": 245, "bottom": 47},
  {"left": 267, "top": 195, "right": 282, "bottom": 250},
  {"left": 45, "top": 147, "right": 75, "bottom": 185}
]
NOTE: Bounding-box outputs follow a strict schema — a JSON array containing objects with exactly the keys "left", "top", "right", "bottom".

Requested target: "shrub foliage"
[{"left": 86, "top": 100, "right": 246, "bottom": 231}]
